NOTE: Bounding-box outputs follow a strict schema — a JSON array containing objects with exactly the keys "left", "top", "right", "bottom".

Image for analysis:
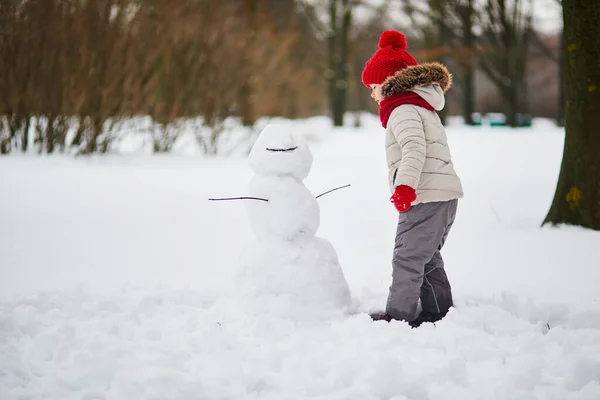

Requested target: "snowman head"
[{"left": 248, "top": 124, "right": 313, "bottom": 180}]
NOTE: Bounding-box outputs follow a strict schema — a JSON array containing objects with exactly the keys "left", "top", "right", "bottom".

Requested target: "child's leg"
[
  {"left": 421, "top": 251, "right": 453, "bottom": 314},
  {"left": 420, "top": 205, "right": 457, "bottom": 314},
  {"left": 386, "top": 199, "right": 457, "bottom": 321}
]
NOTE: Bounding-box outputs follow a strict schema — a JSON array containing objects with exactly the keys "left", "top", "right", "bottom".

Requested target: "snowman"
[{"left": 233, "top": 124, "right": 352, "bottom": 321}]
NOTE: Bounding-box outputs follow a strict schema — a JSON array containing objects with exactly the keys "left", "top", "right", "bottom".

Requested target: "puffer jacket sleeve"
[{"left": 388, "top": 106, "right": 426, "bottom": 190}]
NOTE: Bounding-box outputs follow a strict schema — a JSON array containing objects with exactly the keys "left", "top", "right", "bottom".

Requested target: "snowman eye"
[{"left": 266, "top": 146, "right": 298, "bottom": 152}]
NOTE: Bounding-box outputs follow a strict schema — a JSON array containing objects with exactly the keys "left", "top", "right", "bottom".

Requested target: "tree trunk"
[
  {"left": 45, "top": 114, "right": 56, "bottom": 154},
  {"left": 462, "top": 0, "right": 475, "bottom": 125},
  {"left": 21, "top": 116, "right": 30, "bottom": 152},
  {"left": 328, "top": 0, "right": 350, "bottom": 127},
  {"left": 239, "top": 0, "right": 259, "bottom": 127},
  {"left": 0, "top": 125, "right": 10, "bottom": 154},
  {"left": 437, "top": 15, "right": 449, "bottom": 125},
  {"left": 328, "top": 0, "right": 338, "bottom": 125},
  {"left": 0, "top": 139, "right": 9, "bottom": 154},
  {"left": 334, "top": 0, "right": 351, "bottom": 127},
  {"left": 463, "top": 67, "right": 475, "bottom": 125},
  {"left": 83, "top": 115, "right": 102, "bottom": 155},
  {"left": 505, "top": 84, "right": 519, "bottom": 127},
  {"left": 426, "top": 0, "right": 449, "bottom": 124},
  {"left": 543, "top": 1, "right": 600, "bottom": 230},
  {"left": 557, "top": 29, "right": 566, "bottom": 127},
  {"left": 239, "top": 80, "right": 256, "bottom": 127},
  {"left": 71, "top": 116, "right": 86, "bottom": 147}
]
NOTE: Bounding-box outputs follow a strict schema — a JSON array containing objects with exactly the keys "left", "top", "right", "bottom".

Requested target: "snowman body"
[{"left": 235, "top": 125, "right": 351, "bottom": 320}]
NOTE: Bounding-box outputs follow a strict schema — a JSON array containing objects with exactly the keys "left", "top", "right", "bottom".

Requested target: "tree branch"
[
  {"left": 296, "top": 0, "right": 328, "bottom": 35},
  {"left": 530, "top": 30, "right": 559, "bottom": 62}
]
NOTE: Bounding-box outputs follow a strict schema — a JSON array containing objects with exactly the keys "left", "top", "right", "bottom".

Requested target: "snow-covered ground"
[{"left": 1, "top": 115, "right": 599, "bottom": 400}]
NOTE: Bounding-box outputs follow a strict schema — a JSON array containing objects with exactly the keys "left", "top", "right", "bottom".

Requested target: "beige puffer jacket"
[{"left": 382, "top": 62, "right": 463, "bottom": 204}]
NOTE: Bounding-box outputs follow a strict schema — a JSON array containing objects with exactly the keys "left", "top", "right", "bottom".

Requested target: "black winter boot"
[
  {"left": 370, "top": 312, "right": 393, "bottom": 322},
  {"left": 409, "top": 310, "right": 448, "bottom": 328}
]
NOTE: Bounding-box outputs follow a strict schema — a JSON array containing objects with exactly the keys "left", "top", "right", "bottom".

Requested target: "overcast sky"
[
  {"left": 532, "top": 0, "right": 562, "bottom": 33},
  {"left": 349, "top": 0, "right": 562, "bottom": 35}
]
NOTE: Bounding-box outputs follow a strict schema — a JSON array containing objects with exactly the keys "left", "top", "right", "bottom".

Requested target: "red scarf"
[{"left": 379, "top": 92, "right": 435, "bottom": 128}]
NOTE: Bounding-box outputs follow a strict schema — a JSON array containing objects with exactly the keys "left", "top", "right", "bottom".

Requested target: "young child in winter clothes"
[{"left": 363, "top": 30, "right": 463, "bottom": 327}]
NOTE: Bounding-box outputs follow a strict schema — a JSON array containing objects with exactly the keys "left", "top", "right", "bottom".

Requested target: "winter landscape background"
[
  {"left": 2, "top": 0, "right": 600, "bottom": 399},
  {"left": 2, "top": 115, "right": 599, "bottom": 399}
]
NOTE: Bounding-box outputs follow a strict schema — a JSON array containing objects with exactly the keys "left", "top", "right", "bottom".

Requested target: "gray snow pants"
[{"left": 386, "top": 199, "right": 458, "bottom": 322}]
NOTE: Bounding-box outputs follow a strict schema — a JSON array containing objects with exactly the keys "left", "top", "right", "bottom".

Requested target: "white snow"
[{"left": 1, "top": 115, "right": 600, "bottom": 400}]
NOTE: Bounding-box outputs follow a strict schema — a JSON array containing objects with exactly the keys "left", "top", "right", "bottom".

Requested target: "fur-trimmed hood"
[
  {"left": 381, "top": 62, "right": 452, "bottom": 111},
  {"left": 381, "top": 62, "right": 452, "bottom": 97}
]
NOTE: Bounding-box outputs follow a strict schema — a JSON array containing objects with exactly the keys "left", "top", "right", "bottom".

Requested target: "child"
[{"left": 363, "top": 30, "right": 463, "bottom": 327}]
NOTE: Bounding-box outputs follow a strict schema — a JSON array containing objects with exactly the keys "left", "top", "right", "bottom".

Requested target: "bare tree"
[
  {"left": 0, "top": 0, "right": 34, "bottom": 153},
  {"left": 347, "top": 8, "right": 389, "bottom": 125},
  {"left": 327, "top": 0, "right": 354, "bottom": 126},
  {"left": 237, "top": 0, "right": 263, "bottom": 127},
  {"left": 455, "top": 0, "right": 477, "bottom": 125},
  {"left": 478, "top": 0, "right": 533, "bottom": 127},
  {"left": 543, "top": 0, "right": 600, "bottom": 230},
  {"left": 298, "top": 0, "right": 362, "bottom": 126},
  {"left": 399, "top": 0, "right": 478, "bottom": 125},
  {"left": 0, "top": 0, "right": 314, "bottom": 155}
]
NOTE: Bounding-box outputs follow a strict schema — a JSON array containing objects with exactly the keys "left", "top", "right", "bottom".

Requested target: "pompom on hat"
[{"left": 361, "top": 30, "right": 418, "bottom": 87}]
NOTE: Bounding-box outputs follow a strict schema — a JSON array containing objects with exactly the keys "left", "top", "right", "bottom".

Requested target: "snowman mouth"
[{"left": 266, "top": 146, "right": 298, "bottom": 152}]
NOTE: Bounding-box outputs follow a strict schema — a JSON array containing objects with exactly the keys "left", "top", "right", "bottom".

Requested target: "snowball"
[
  {"left": 245, "top": 175, "right": 320, "bottom": 240},
  {"left": 248, "top": 124, "right": 313, "bottom": 181},
  {"left": 234, "top": 235, "right": 352, "bottom": 320}
]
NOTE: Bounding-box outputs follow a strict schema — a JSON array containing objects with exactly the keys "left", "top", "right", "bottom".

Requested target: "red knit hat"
[{"left": 361, "top": 30, "right": 418, "bottom": 87}]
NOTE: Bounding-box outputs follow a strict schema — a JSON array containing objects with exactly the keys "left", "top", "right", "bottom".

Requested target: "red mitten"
[{"left": 390, "top": 185, "right": 417, "bottom": 213}]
